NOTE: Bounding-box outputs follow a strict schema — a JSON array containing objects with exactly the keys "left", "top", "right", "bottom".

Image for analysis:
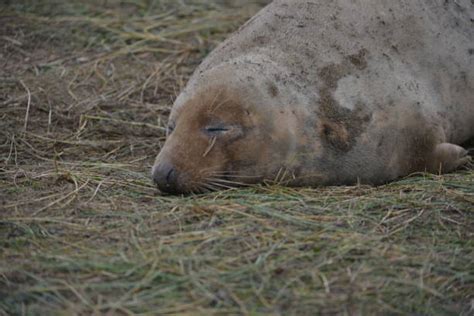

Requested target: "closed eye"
[
  {"left": 203, "top": 125, "right": 243, "bottom": 138},
  {"left": 206, "top": 127, "right": 230, "bottom": 133}
]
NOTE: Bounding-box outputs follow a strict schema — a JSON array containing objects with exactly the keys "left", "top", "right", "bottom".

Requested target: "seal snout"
[{"left": 152, "top": 161, "right": 181, "bottom": 194}]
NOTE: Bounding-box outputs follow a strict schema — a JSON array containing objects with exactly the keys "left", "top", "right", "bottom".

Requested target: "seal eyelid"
[
  {"left": 203, "top": 125, "right": 240, "bottom": 136},
  {"left": 205, "top": 127, "right": 230, "bottom": 133}
]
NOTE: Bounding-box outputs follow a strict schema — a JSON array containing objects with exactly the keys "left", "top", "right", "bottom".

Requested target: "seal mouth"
[
  {"left": 152, "top": 165, "right": 262, "bottom": 195},
  {"left": 154, "top": 177, "right": 244, "bottom": 195}
]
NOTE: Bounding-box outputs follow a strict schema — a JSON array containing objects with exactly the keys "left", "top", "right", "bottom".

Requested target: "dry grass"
[{"left": 1, "top": 1, "right": 473, "bottom": 315}]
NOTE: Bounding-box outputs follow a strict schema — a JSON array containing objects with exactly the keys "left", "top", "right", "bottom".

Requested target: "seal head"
[
  {"left": 152, "top": 54, "right": 310, "bottom": 194},
  {"left": 152, "top": 87, "right": 301, "bottom": 193}
]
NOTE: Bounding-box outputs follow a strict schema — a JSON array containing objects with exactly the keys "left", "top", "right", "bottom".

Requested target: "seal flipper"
[{"left": 430, "top": 143, "right": 472, "bottom": 174}]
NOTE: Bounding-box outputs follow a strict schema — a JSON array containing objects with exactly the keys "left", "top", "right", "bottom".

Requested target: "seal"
[{"left": 152, "top": 0, "right": 474, "bottom": 194}]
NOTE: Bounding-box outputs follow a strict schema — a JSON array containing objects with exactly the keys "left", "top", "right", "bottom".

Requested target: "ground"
[{"left": 1, "top": 1, "right": 473, "bottom": 315}]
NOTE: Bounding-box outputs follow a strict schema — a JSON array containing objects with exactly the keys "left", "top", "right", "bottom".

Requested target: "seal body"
[{"left": 152, "top": 0, "right": 474, "bottom": 194}]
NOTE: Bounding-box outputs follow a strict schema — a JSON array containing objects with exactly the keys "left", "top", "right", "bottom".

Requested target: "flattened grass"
[{"left": 1, "top": 1, "right": 473, "bottom": 314}]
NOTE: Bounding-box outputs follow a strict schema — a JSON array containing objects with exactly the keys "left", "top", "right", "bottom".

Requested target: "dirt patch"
[{"left": 317, "top": 49, "right": 372, "bottom": 153}]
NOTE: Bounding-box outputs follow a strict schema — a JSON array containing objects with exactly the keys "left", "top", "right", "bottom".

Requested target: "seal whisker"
[
  {"left": 207, "top": 177, "right": 247, "bottom": 186},
  {"left": 206, "top": 178, "right": 253, "bottom": 189},
  {"left": 189, "top": 181, "right": 214, "bottom": 194},
  {"left": 207, "top": 88, "right": 223, "bottom": 112},
  {"left": 203, "top": 182, "right": 226, "bottom": 191},
  {"left": 202, "top": 136, "right": 217, "bottom": 157},
  {"left": 211, "top": 174, "right": 261, "bottom": 179},
  {"left": 208, "top": 88, "right": 233, "bottom": 113},
  {"left": 198, "top": 166, "right": 220, "bottom": 175},
  {"left": 201, "top": 183, "right": 215, "bottom": 190},
  {"left": 206, "top": 180, "right": 237, "bottom": 190},
  {"left": 209, "top": 171, "right": 261, "bottom": 179},
  {"left": 210, "top": 95, "right": 232, "bottom": 113},
  {"left": 209, "top": 171, "right": 249, "bottom": 175},
  {"left": 210, "top": 183, "right": 235, "bottom": 190}
]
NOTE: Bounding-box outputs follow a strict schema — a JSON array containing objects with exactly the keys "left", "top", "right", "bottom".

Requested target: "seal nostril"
[
  {"left": 165, "top": 168, "right": 175, "bottom": 185},
  {"left": 152, "top": 162, "right": 182, "bottom": 194}
]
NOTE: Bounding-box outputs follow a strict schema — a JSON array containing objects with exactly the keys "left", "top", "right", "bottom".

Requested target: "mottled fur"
[{"left": 152, "top": 0, "right": 473, "bottom": 194}]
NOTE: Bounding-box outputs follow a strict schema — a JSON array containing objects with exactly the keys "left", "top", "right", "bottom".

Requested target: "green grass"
[{"left": 1, "top": 1, "right": 473, "bottom": 315}]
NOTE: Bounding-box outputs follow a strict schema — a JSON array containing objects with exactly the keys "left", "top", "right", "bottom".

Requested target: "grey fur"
[{"left": 160, "top": 0, "right": 473, "bottom": 188}]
